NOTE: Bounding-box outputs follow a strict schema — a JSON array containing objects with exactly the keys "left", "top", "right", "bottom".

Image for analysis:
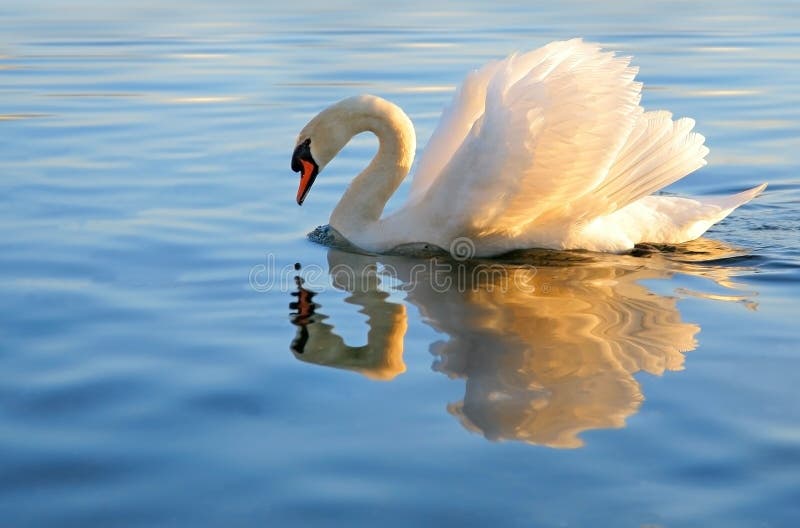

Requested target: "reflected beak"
[{"left": 296, "top": 159, "right": 318, "bottom": 206}]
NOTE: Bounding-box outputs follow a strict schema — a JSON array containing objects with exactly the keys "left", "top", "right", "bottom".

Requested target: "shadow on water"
[{"left": 289, "top": 239, "right": 759, "bottom": 448}]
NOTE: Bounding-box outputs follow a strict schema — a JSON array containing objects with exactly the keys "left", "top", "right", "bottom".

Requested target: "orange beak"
[{"left": 296, "top": 159, "right": 318, "bottom": 205}]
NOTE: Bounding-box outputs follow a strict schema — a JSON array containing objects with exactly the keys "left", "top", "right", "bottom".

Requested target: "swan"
[{"left": 292, "top": 39, "right": 766, "bottom": 255}]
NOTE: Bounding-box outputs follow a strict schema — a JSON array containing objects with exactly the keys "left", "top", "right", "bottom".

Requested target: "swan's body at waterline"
[{"left": 291, "top": 39, "right": 766, "bottom": 256}]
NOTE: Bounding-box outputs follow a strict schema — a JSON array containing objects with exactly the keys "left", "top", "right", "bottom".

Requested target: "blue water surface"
[{"left": 1, "top": 1, "right": 799, "bottom": 526}]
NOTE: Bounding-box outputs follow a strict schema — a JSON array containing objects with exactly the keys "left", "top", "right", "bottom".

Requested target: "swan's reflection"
[
  {"left": 290, "top": 269, "right": 407, "bottom": 381},
  {"left": 289, "top": 242, "right": 755, "bottom": 448}
]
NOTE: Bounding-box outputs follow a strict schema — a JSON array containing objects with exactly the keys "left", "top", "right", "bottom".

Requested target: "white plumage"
[{"left": 293, "top": 39, "right": 766, "bottom": 255}]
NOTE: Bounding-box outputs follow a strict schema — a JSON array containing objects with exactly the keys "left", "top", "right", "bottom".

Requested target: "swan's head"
[
  {"left": 293, "top": 95, "right": 392, "bottom": 205},
  {"left": 292, "top": 100, "right": 358, "bottom": 205}
]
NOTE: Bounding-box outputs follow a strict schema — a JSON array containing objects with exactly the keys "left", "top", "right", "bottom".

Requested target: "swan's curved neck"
[{"left": 329, "top": 97, "right": 416, "bottom": 235}]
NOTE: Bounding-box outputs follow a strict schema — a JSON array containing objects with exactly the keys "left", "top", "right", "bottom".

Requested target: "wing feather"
[
  {"left": 579, "top": 113, "right": 709, "bottom": 219},
  {"left": 407, "top": 59, "right": 503, "bottom": 203}
]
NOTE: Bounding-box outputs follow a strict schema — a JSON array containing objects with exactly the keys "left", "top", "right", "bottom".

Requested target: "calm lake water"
[{"left": 2, "top": 1, "right": 799, "bottom": 526}]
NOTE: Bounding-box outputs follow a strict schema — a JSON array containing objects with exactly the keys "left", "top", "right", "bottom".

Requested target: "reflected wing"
[{"left": 412, "top": 262, "right": 700, "bottom": 448}]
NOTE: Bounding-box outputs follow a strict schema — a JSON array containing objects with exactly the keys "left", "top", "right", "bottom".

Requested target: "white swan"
[{"left": 292, "top": 39, "right": 766, "bottom": 255}]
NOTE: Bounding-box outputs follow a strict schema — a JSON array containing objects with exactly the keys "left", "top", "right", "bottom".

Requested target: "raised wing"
[{"left": 411, "top": 39, "right": 707, "bottom": 240}]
